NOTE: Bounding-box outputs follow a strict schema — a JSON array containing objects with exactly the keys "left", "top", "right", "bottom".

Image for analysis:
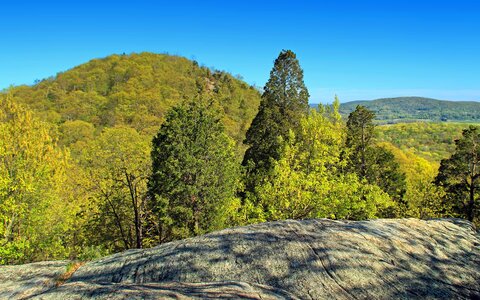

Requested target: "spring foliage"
[
  {"left": 0, "top": 97, "right": 77, "bottom": 264},
  {"left": 0, "top": 51, "right": 473, "bottom": 264},
  {"left": 250, "top": 103, "right": 393, "bottom": 222}
]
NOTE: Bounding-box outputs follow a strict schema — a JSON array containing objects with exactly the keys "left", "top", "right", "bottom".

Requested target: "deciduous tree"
[
  {"left": 0, "top": 97, "right": 76, "bottom": 264},
  {"left": 251, "top": 105, "right": 393, "bottom": 222}
]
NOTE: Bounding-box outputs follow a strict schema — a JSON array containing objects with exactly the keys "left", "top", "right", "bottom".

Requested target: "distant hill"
[
  {"left": 313, "top": 97, "right": 480, "bottom": 123},
  {"left": 2, "top": 52, "right": 261, "bottom": 146}
]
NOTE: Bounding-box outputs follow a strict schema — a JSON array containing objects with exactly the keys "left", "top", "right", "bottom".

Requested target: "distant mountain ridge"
[{"left": 313, "top": 97, "right": 480, "bottom": 123}]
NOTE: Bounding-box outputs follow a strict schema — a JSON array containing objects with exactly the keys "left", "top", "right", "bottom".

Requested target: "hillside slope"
[
  {"left": 376, "top": 122, "right": 467, "bottom": 162},
  {"left": 2, "top": 218, "right": 479, "bottom": 299},
  {"left": 337, "top": 97, "right": 480, "bottom": 123},
  {"left": 3, "top": 52, "right": 261, "bottom": 144}
]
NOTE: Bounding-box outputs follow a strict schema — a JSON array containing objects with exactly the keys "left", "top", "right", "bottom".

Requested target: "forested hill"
[
  {"left": 2, "top": 52, "right": 261, "bottom": 145},
  {"left": 331, "top": 97, "right": 480, "bottom": 123}
]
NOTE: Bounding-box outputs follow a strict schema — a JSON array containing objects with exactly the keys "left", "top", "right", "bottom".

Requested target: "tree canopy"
[
  {"left": 243, "top": 50, "right": 309, "bottom": 173},
  {"left": 344, "top": 105, "right": 406, "bottom": 204},
  {"left": 148, "top": 98, "right": 241, "bottom": 241},
  {"left": 0, "top": 51, "right": 476, "bottom": 264},
  {"left": 435, "top": 126, "right": 480, "bottom": 222}
]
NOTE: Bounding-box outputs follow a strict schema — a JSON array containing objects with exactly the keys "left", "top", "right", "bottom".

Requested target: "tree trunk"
[
  {"left": 468, "top": 180, "right": 475, "bottom": 222},
  {"left": 105, "top": 194, "right": 130, "bottom": 249},
  {"left": 125, "top": 172, "right": 142, "bottom": 248}
]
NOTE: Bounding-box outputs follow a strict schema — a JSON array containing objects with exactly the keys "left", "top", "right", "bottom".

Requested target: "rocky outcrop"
[
  {"left": 1, "top": 218, "right": 479, "bottom": 299},
  {"left": 0, "top": 261, "right": 70, "bottom": 299}
]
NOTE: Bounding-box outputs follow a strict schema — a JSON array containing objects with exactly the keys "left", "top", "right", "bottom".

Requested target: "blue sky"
[{"left": 1, "top": 0, "right": 479, "bottom": 103}]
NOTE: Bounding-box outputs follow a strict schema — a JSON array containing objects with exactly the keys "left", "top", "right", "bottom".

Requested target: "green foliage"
[
  {"left": 243, "top": 50, "right": 309, "bottom": 175},
  {"left": 376, "top": 122, "right": 466, "bottom": 162},
  {"left": 148, "top": 98, "right": 241, "bottom": 241},
  {"left": 1, "top": 51, "right": 477, "bottom": 265},
  {"left": 76, "top": 245, "right": 110, "bottom": 262},
  {"left": 380, "top": 142, "right": 447, "bottom": 218},
  {"left": 5, "top": 52, "right": 261, "bottom": 148},
  {"left": 345, "top": 105, "right": 376, "bottom": 178},
  {"left": 345, "top": 106, "right": 406, "bottom": 203},
  {"left": 338, "top": 97, "right": 480, "bottom": 123},
  {"left": 435, "top": 126, "right": 480, "bottom": 223},
  {"left": 0, "top": 98, "right": 78, "bottom": 264},
  {"left": 252, "top": 106, "right": 394, "bottom": 222},
  {"left": 78, "top": 127, "right": 151, "bottom": 251},
  {"left": 59, "top": 120, "right": 95, "bottom": 148}
]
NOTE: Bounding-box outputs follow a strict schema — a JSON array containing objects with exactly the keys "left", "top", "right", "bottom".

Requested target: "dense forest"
[
  {"left": 376, "top": 122, "right": 466, "bottom": 162},
  {"left": 0, "top": 51, "right": 479, "bottom": 265},
  {"left": 6, "top": 52, "right": 261, "bottom": 154},
  {"left": 329, "top": 97, "right": 480, "bottom": 123}
]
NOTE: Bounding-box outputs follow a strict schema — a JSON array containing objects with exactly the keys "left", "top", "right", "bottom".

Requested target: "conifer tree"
[
  {"left": 345, "top": 105, "right": 376, "bottom": 178},
  {"left": 345, "top": 105, "right": 406, "bottom": 204},
  {"left": 435, "top": 126, "right": 480, "bottom": 222},
  {"left": 148, "top": 98, "right": 240, "bottom": 242},
  {"left": 243, "top": 50, "right": 309, "bottom": 177}
]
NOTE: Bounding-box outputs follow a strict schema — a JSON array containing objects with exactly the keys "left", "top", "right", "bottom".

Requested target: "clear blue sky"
[{"left": 1, "top": 0, "right": 479, "bottom": 103}]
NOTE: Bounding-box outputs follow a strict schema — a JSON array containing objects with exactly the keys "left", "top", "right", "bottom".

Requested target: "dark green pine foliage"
[
  {"left": 345, "top": 105, "right": 406, "bottom": 204},
  {"left": 243, "top": 50, "right": 309, "bottom": 178},
  {"left": 365, "top": 146, "right": 407, "bottom": 202},
  {"left": 148, "top": 98, "right": 240, "bottom": 242},
  {"left": 435, "top": 126, "right": 480, "bottom": 222},
  {"left": 345, "top": 105, "right": 376, "bottom": 178}
]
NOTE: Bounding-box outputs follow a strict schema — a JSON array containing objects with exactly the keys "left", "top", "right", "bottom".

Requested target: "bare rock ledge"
[{"left": 1, "top": 218, "right": 479, "bottom": 299}]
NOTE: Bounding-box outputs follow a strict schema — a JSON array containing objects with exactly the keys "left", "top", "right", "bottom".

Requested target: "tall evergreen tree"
[
  {"left": 345, "top": 105, "right": 376, "bottom": 178},
  {"left": 148, "top": 98, "right": 240, "bottom": 242},
  {"left": 243, "top": 50, "right": 309, "bottom": 176},
  {"left": 344, "top": 105, "right": 406, "bottom": 204},
  {"left": 435, "top": 126, "right": 480, "bottom": 222}
]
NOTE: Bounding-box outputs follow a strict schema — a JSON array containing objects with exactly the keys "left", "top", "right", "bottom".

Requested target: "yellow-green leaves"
[
  {"left": 79, "top": 126, "right": 151, "bottom": 250},
  {"left": 254, "top": 105, "right": 394, "bottom": 222},
  {"left": 0, "top": 98, "right": 73, "bottom": 264}
]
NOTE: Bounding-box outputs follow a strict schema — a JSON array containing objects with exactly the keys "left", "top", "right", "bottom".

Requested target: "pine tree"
[
  {"left": 148, "top": 98, "right": 240, "bottom": 242},
  {"left": 435, "top": 126, "right": 480, "bottom": 222},
  {"left": 243, "top": 50, "right": 309, "bottom": 178},
  {"left": 344, "top": 105, "right": 406, "bottom": 204},
  {"left": 345, "top": 105, "right": 376, "bottom": 178}
]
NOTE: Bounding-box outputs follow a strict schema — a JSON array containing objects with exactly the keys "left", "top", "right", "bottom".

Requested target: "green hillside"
[
  {"left": 2, "top": 52, "right": 261, "bottom": 146},
  {"left": 1, "top": 50, "right": 478, "bottom": 265},
  {"left": 336, "top": 97, "right": 480, "bottom": 123},
  {"left": 375, "top": 122, "right": 466, "bottom": 162}
]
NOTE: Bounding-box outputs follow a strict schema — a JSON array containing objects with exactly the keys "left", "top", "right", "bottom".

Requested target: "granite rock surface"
[{"left": 1, "top": 218, "right": 479, "bottom": 299}]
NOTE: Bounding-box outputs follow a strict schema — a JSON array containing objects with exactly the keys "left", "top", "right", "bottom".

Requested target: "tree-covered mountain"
[
  {"left": 2, "top": 52, "right": 261, "bottom": 147},
  {"left": 0, "top": 52, "right": 262, "bottom": 263},
  {"left": 314, "top": 97, "right": 480, "bottom": 123},
  {"left": 1, "top": 50, "right": 478, "bottom": 265}
]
